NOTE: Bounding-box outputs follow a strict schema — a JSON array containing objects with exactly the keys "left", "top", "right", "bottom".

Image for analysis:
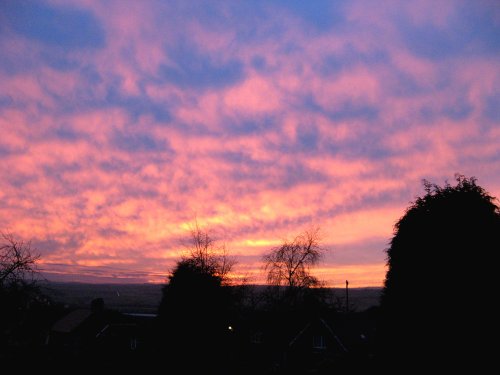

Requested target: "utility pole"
[{"left": 345, "top": 280, "right": 349, "bottom": 314}]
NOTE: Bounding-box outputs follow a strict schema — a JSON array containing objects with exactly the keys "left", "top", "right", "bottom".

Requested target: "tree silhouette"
[
  {"left": 158, "top": 225, "right": 236, "bottom": 372},
  {"left": 378, "top": 175, "right": 500, "bottom": 369},
  {"left": 184, "top": 220, "right": 235, "bottom": 281},
  {"left": 0, "top": 232, "right": 51, "bottom": 359},
  {"left": 262, "top": 227, "right": 328, "bottom": 309},
  {"left": 263, "top": 227, "right": 324, "bottom": 289},
  {"left": 0, "top": 232, "right": 39, "bottom": 287}
]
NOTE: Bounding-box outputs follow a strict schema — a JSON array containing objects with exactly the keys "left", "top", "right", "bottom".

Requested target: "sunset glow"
[{"left": 1, "top": 1, "right": 499, "bottom": 286}]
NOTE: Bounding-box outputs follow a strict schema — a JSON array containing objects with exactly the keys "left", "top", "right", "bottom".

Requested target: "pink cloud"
[
  {"left": 1, "top": 0, "right": 499, "bottom": 287},
  {"left": 310, "top": 67, "right": 380, "bottom": 109},
  {"left": 223, "top": 75, "right": 283, "bottom": 114}
]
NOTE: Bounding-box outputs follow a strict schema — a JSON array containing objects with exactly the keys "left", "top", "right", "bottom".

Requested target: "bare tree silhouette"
[
  {"left": 0, "top": 232, "right": 51, "bottom": 360},
  {"left": 0, "top": 232, "right": 39, "bottom": 287},
  {"left": 262, "top": 227, "right": 330, "bottom": 310},
  {"left": 185, "top": 221, "right": 235, "bottom": 282},
  {"left": 263, "top": 227, "right": 324, "bottom": 289}
]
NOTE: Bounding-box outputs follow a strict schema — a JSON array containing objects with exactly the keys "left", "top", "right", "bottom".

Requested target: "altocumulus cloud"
[{"left": 0, "top": 0, "right": 499, "bottom": 286}]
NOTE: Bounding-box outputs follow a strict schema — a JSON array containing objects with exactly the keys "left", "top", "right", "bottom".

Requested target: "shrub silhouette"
[{"left": 378, "top": 175, "right": 500, "bottom": 368}]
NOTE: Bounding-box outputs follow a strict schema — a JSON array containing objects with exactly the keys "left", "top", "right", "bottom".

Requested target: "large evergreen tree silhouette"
[{"left": 379, "top": 175, "right": 499, "bottom": 369}]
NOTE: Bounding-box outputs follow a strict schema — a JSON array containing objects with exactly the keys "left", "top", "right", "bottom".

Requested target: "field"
[{"left": 41, "top": 282, "right": 382, "bottom": 314}]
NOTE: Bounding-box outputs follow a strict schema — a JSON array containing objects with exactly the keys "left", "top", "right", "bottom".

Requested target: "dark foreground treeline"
[
  {"left": 0, "top": 282, "right": 380, "bottom": 373},
  {"left": 1, "top": 175, "right": 499, "bottom": 372}
]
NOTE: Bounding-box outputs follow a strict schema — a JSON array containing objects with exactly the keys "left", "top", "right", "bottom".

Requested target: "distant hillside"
[
  {"left": 41, "top": 282, "right": 382, "bottom": 314},
  {"left": 244, "top": 285, "right": 383, "bottom": 312},
  {"left": 41, "top": 282, "right": 164, "bottom": 314},
  {"left": 331, "top": 286, "right": 382, "bottom": 312}
]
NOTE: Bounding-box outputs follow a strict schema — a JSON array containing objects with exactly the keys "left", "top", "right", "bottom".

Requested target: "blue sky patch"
[{"left": 3, "top": 0, "right": 105, "bottom": 49}]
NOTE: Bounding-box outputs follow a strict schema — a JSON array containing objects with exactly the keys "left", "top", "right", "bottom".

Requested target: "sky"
[{"left": 1, "top": 0, "right": 499, "bottom": 287}]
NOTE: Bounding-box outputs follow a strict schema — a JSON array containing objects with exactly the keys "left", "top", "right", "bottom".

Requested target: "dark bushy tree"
[
  {"left": 159, "top": 258, "right": 232, "bottom": 331},
  {"left": 158, "top": 225, "right": 237, "bottom": 372},
  {"left": 378, "top": 175, "right": 500, "bottom": 369}
]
